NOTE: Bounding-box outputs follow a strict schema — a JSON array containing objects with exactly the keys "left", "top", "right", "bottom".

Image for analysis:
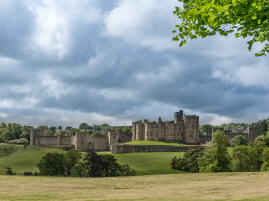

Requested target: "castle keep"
[{"left": 132, "top": 110, "right": 200, "bottom": 144}]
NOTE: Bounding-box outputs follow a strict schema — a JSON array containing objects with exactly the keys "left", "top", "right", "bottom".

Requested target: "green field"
[
  {"left": 123, "top": 140, "right": 194, "bottom": 146},
  {"left": 1, "top": 172, "right": 269, "bottom": 201},
  {"left": 0, "top": 144, "right": 183, "bottom": 176},
  {"left": 0, "top": 144, "right": 65, "bottom": 175}
]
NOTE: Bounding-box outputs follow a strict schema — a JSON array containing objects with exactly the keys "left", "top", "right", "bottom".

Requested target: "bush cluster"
[
  {"left": 171, "top": 149, "right": 203, "bottom": 172},
  {"left": 171, "top": 130, "right": 269, "bottom": 173},
  {"left": 37, "top": 150, "right": 136, "bottom": 177}
]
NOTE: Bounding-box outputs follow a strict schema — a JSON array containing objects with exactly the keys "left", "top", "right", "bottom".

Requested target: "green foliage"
[
  {"left": 261, "top": 148, "right": 269, "bottom": 171},
  {"left": 43, "top": 129, "right": 54, "bottom": 136},
  {"left": 173, "top": 0, "right": 269, "bottom": 56},
  {"left": 81, "top": 151, "right": 136, "bottom": 177},
  {"left": 231, "top": 145, "right": 251, "bottom": 171},
  {"left": 37, "top": 152, "right": 66, "bottom": 176},
  {"left": 79, "top": 123, "right": 90, "bottom": 130},
  {"left": 91, "top": 131, "right": 105, "bottom": 137},
  {"left": 171, "top": 149, "right": 204, "bottom": 172},
  {"left": 65, "top": 150, "right": 81, "bottom": 176},
  {"left": 199, "top": 130, "right": 231, "bottom": 172},
  {"left": 259, "top": 120, "right": 268, "bottom": 136},
  {"left": 255, "top": 135, "right": 269, "bottom": 146},
  {"left": 70, "top": 162, "right": 87, "bottom": 177},
  {"left": 8, "top": 138, "right": 29, "bottom": 145},
  {"left": 231, "top": 135, "right": 248, "bottom": 147}
]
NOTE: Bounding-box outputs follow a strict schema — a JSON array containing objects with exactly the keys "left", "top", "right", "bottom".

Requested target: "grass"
[
  {"left": 0, "top": 145, "right": 64, "bottom": 175},
  {"left": 123, "top": 140, "right": 197, "bottom": 146},
  {"left": 1, "top": 172, "right": 269, "bottom": 200},
  {"left": 0, "top": 144, "right": 183, "bottom": 176},
  {"left": 112, "top": 152, "right": 184, "bottom": 175}
]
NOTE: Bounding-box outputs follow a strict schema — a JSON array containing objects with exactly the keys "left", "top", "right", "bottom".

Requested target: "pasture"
[{"left": 1, "top": 172, "right": 269, "bottom": 201}]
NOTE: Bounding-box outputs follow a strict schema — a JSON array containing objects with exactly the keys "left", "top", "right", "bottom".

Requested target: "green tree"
[
  {"left": 199, "top": 130, "right": 231, "bottom": 172},
  {"left": 173, "top": 0, "right": 269, "bottom": 56},
  {"left": 259, "top": 120, "right": 268, "bottom": 136},
  {"left": 231, "top": 145, "right": 250, "bottom": 171},
  {"left": 65, "top": 150, "right": 82, "bottom": 176},
  {"left": 261, "top": 148, "right": 269, "bottom": 171},
  {"left": 231, "top": 135, "right": 248, "bottom": 147},
  {"left": 171, "top": 149, "right": 204, "bottom": 172},
  {"left": 37, "top": 152, "right": 66, "bottom": 176},
  {"left": 79, "top": 123, "right": 90, "bottom": 130}
]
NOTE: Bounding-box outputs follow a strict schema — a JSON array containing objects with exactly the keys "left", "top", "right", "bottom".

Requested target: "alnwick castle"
[
  {"left": 132, "top": 110, "right": 199, "bottom": 144},
  {"left": 30, "top": 109, "right": 260, "bottom": 153}
]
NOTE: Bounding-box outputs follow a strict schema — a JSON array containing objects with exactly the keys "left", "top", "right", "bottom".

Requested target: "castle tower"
[
  {"left": 174, "top": 110, "right": 183, "bottom": 124},
  {"left": 183, "top": 115, "right": 199, "bottom": 144}
]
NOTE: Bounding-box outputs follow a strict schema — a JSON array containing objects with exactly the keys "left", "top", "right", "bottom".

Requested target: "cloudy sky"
[{"left": 0, "top": 0, "right": 268, "bottom": 127}]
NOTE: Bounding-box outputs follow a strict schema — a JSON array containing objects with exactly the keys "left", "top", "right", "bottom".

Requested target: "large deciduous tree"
[
  {"left": 173, "top": 0, "right": 269, "bottom": 56},
  {"left": 199, "top": 130, "right": 231, "bottom": 172}
]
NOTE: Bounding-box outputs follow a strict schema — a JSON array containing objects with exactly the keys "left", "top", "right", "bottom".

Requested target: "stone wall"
[
  {"left": 30, "top": 130, "right": 132, "bottom": 151},
  {"left": 111, "top": 144, "right": 204, "bottom": 154}
]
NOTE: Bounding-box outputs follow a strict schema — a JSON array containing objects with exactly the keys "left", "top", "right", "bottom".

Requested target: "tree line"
[
  {"left": 0, "top": 122, "right": 131, "bottom": 144},
  {"left": 37, "top": 150, "right": 136, "bottom": 177},
  {"left": 171, "top": 129, "right": 269, "bottom": 173}
]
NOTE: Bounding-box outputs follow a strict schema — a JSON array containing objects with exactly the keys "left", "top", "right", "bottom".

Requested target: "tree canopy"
[{"left": 173, "top": 0, "right": 269, "bottom": 56}]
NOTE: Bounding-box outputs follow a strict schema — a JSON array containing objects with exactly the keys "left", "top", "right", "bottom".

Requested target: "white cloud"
[
  {"left": 0, "top": 98, "right": 37, "bottom": 110},
  {"left": 39, "top": 74, "right": 72, "bottom": 99},
  {"left": 212, "top": 58, "right": 269, "bottom": 88},
  {"left": 31, "top": 1, "right": 70, "bottom": 59},
  {"left": 104, "top": 0, "right": 177, "bottom": 51}
]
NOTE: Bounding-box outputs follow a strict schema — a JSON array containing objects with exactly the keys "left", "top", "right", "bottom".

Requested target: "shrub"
[
  {"left": 24, "top": 172, "right": 33, "bottom": 176},
  {"left": 37, "top": 152, "right": 66, "bottom": 176},
  {"left": 120, "top": 164, "right": 136, "bottom": 176},
  {"left": 82, "top": 151, "right": 136, "bottom": 177},
  {"left": 170, "top": 157, "right": 179, "bottom": 169},
  {"left": 33, "top": 172, "right": 39, "bottom": 176},
  {"left": 8, "top": 138, "right": 29, "bottom": 145},
  {"left": 70, "top": 163, "right": 88, "bottom": 177},
  {"left": 6, "top": 167, "right": 14, "bottom": 175},
  {"left": 171, "top": 149, "right": 203, "bottom": 173},
  {"left": 231, "top": 135, "right": 248, "bottom": 147}
]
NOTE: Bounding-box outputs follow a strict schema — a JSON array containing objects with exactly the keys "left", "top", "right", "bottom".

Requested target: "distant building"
[{"left": 132, "top": 110, "right": 200, "bottom": 144}]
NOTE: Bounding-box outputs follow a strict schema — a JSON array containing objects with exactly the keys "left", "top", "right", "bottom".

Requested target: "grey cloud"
[{"left": 0, "top": 0, "right": 268, "bottom": 126}]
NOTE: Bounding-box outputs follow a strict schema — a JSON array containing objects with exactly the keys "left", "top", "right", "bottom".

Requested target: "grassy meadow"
[
  {"left": 1, "top": 172, "right": 269, "bottom": 201},
  {"left": 0, "top": 144, "right": 184, "bottom": 175}
]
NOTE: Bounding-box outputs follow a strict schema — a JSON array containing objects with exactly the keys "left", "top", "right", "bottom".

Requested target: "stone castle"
[
  {"left": 30, "top": 129, "right": 132, "bottom": 151},
  {"left": 132, "top": 110, "right": 200, "bottom": 144}
]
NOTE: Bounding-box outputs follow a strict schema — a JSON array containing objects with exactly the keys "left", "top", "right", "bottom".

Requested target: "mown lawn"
[{"left": 1, "top": 172, "right": 269, "bottom": 201}]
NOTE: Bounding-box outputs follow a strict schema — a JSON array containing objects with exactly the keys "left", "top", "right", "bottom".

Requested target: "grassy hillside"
[
  {"left": 113, "top": 152, "right": 184, "bottom": 175},
  {"left": 1, "top": 172, "right": 269, "bottom": 201},
  {"left": 0, "top": 144, "right": 183, "bottom": 175},
  {"left": 0, "top": 144, "right": 64, "bottom": 175},
  {"left": 123, "top": 140, "right": 194, "bottom": 146}
]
